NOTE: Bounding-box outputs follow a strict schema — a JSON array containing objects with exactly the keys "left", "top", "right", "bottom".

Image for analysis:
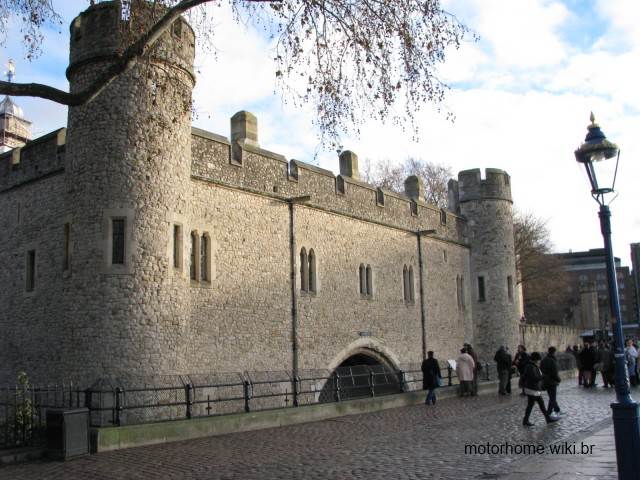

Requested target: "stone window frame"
[
  {"left": 62, "top": 219, "right": 72, "bottom": 276},
  {"left": 403, "top": 265, "right": 415, "bottom": 305},
  {"left": 477, "top": 275, "right": 486, "bottom": 303},
  {"left": 190, "top": 230, "right": 200, "bottom": 282},
  {"left": 308, "top": 249, "right": 317, "bottom": 293},
  {"left": 440, "top": 209, "right": 447, "bottom": 225},
  {"left": 300, "top": 247, "right": 318, "bottom": 295},
  {"left": 173, "top": 223, "right": 183, "bottom": 271},
  {"left": 111, "top": 218, "right": 126, "bottom": 265},
  {"left": 25, "top": 248, "right": 36, "bottom": 294},
  {"left": 103, "top": 207, "right": 135, "bottom": 275},
  {"left": 200, "top": 232, "right": 211, "bottom": 284},
  {"left": 188, "top": 227, "right": 215, "bottom": 288},
  {"left": 300, "top": 247, "right": 309, "bottom": 292},
  {"left": 360, "top": 264, "right": 374, "bottom": 299}
]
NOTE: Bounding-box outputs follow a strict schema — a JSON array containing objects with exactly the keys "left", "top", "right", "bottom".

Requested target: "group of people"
[
  {"left": 569, "top": 338, "right": 640, "bottom": 388},
  {"left": 420, "top": 343, "right": 563, "bottom": 427}
]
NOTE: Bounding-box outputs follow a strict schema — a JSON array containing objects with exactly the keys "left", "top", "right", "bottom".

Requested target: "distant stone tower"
[
  {"left": 63, "top": 1, "right": 196, "bottom": 381},
  {"left": 449, "top": 169, "right": 520, "bottom": 358}
]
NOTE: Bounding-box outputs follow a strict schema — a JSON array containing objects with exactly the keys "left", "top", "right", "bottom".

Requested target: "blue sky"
[{"left": 2, "top": 0, "right": 639, "bottom": 266}]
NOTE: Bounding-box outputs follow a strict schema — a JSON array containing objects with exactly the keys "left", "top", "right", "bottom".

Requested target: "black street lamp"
[{"left": 575, "top": 113, "right": 640, "bottom": 479}]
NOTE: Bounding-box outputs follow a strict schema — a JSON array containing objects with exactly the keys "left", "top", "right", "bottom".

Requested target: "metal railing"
[{"left": 1, "top": 354, "right": 576, "bottom": 450}]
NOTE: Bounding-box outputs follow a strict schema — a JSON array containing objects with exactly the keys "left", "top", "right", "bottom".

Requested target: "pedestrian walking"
[
  {"left": 572, "top": 345, "right": 582, "bottom": 386},
  {"left": 578, "top": 341, "right": 596, "bottom": 388},
  {"left": 513, "top": 345, "right": 529, "bottom": 395},
  {"left": 421, "top": 351, "right": 442, "bottom": 405},
  {"left": 599, "top": 343, "right": 613, "bottom": 388},
  {"left": 466, "top": 343, "right": 481, "bottom": 396},
  {"left": 494, "top": 346, "right": 512, "bottom": 395},
  {"left": 456, "top": 348, "right": 475, "bottom": 397},
  {"left": 625, "top": 339, "right": 638, "bottom": 386},
  {"left": 522, "top": 352, "right": 560, "bottom": 427},
  {"left": 540, "top": 346, "right": 561, "bottom": 416}
]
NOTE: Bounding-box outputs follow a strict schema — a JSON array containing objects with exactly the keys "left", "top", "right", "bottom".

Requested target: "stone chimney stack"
[
  {"left": 404, "top": 175, "right": 424, "bottom": 201},
  {"left": 339, "top": 150, "right": 360, "bottom": 180}
]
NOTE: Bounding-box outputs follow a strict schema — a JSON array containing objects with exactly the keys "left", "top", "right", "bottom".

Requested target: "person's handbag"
[{"left": 436, "top": 376, "right": 443, "bottom": 387}]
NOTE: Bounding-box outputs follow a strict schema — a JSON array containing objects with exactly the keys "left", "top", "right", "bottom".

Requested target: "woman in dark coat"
[
  {"left": 421, "top": 350, "right": 442, "bottom": 405},
  {"left": 522, "top": 352, "right": 560, "bottom": 426}
]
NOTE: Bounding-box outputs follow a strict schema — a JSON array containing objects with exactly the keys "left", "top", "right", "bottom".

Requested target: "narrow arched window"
[
  {"left": 403, "top": 265, "right": 409, "bottom": 301},
  {"left": 408, "top": 266, "right": 415, "bottom": 303},
  {"left": 300, "top": 248, "right": 308, "bottom": 292},
  {"left": 359, "top": 264, "right": 366, "bottom": 295},
  {"left": 190, "top": 231, "right": 198, "bottom": 280},
  {"left": 366, "top": 265, "right": 373, "bottom": 297},
  {"left": 200, "top": 234, "right": 209, "bottom": 282},
  {"left": 308, "top": 249, "right": 316, "bottom": 293},
  {"left": 460, "top": 275, "right": 465, "bottom": 309}
]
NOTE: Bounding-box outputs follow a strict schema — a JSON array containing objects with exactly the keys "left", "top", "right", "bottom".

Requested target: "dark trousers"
[
  {"left": 546, "top": 385, "right": 560, "bottom": 415},
  {"left": 426, "top": 389, "right": 436, "bottom": 405},
  {"left": 524, "top": 395, "right": 549, "bottom": 423},
  {"left": 498, "top": 370, "right": 509, "bottom": 394}
]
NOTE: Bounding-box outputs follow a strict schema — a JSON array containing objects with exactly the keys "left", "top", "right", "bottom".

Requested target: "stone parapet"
[{"left": 0, "top": 128, "right": 66, "bottom": 192}]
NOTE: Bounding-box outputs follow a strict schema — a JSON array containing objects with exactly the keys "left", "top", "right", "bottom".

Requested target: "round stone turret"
[
  {"left": 457, "top": 168, "right": 519, "bottom": 358},
  {"left": 62, "top": 1, "right": 196, "bottom": 383}
]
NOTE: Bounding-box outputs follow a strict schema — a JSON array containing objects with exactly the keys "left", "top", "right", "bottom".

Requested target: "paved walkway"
[
  {"left": 0, "top": 383, "right": 621, "bottom": 479},
  {"left": 502, "top": 419, "right": 616, "bottom": 480}
]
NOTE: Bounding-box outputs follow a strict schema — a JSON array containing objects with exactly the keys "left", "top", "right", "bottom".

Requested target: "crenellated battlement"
[
  {"left": 67, "top": 1, "right": 195, "bottom": 87},
  {"left": 0, "top": 128, "right": 66, "bottom": 191},
  {"left": 448, "top": 168, "right": 512, "bottom": 213},
  {"left": 191, "top": 113, "right": 467, "bottom": 243}
]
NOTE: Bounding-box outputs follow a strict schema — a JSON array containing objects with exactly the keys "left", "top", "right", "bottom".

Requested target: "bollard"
[{"left": 447, "top": 366, "right": 453, "bottom": 386}]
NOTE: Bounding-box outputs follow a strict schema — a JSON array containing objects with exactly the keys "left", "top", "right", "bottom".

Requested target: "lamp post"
[{"left": 575, "top": 113, "right": 640, "bottom": 479}]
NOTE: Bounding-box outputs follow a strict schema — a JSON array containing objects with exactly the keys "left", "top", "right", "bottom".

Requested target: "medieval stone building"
[{"left": 0, "top": 2, "right": 522, "bottom": 386}]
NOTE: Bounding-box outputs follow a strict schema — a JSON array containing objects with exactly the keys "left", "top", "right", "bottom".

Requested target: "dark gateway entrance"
[{"left": 319, "top": 350, "right": 403, "bottom": 402}]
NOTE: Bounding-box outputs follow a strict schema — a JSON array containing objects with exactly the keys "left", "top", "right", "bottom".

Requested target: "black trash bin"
[{"left": 46, "top": 407, "right": 89, "bottom": 460}]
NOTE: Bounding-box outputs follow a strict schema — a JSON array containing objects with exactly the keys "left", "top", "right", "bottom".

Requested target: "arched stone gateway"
[{"left": 319, "top": 341, "right": 403, "bottom": 402}]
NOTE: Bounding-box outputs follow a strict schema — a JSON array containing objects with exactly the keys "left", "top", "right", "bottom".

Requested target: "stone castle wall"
[
  {"left": 451, "top": 169, "right": 520, "bottom": 358},
  {"left": 0, "top": 2, "right": 519, "bottom": 385},
  {"left": 520, "top": 324, "right": 581, "bottom": 354}
]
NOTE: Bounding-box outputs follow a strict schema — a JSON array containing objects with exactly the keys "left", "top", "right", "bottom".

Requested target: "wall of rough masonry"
[
  {"left": 0, "top": 174, "right": 67, "bottom": 383},
  {"left": 453, "top": 169, "right": 521, "bottom": 358},
  {"left": 0, "top": 2, "right": 519, "bottom": 386},
  {"left": 521, "top": 324, "right": 581, "bottom": 354}
]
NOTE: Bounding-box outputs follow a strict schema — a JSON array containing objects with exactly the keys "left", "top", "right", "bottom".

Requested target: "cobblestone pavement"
[{"left": 0, "top": 383, "right": 620, "bottom": 480}]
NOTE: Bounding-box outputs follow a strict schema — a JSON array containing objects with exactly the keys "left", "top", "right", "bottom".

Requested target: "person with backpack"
[
  {"left": 522, "top": 352, "right": 560, "bottom": 427},
  {"left": 540, "top": 346, "right": 562, "bottom": 416}
]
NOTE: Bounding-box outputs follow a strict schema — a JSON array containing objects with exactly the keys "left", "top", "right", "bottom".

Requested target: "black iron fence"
[{"left": 1, "top": 354, "right": 576, "bottom": 450}]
